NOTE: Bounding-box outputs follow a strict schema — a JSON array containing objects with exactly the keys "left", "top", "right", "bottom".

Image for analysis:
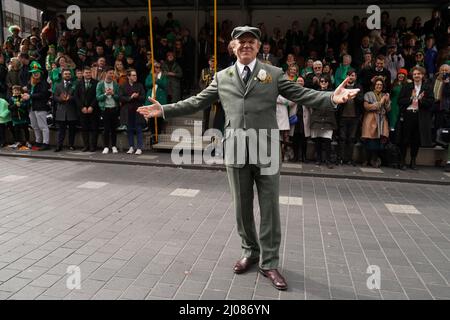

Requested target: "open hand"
[
  {"left": 332, "top": 76, "right": 360, "bottom": 104},
  {"left": 137, "top": 97, "right": 162, "bottom": 119}
]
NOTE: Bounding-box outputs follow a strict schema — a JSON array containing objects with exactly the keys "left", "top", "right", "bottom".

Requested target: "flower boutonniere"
[
  {"left": 228, "top": 70, "right": 234, "bottom": 77},
  {"left": 255, "top": 69, "right": 272, "bottom": 84}
]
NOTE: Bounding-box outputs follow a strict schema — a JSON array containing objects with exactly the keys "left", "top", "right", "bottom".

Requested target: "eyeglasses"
[{"left": 320, "top": 80, "right": 328, "bottom": 83}]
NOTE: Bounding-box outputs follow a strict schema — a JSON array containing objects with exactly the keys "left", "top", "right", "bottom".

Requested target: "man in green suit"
[{"left": 138, "top": 26, "right": 359, "bottom": 290}]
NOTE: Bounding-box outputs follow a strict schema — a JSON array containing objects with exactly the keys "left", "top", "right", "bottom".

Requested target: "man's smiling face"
[{"left": 234, "top": 34, "right": 260, "bottom": 65}]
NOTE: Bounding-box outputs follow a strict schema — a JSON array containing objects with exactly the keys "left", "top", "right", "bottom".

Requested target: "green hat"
[
  {"left": 29, "top": 61, "right": 43, "bottom": 74},
  {"left": 8, "top": 25, "right": 21, "bottom": 34},
  {"left": 231, "top": 25, "right": 261, "bottom": 41}
]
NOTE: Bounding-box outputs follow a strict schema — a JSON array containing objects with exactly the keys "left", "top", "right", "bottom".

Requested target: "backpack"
[{"left": 383, "top": 142, "right": 401, "bottom": 168}]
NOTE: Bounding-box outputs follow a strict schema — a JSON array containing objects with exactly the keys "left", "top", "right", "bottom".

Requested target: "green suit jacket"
[{"left": 162, "top": 59, "right": 336, "bottom": 168}]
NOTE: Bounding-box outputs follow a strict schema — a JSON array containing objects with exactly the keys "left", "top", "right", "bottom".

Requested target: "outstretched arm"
[
  {"left": 279, "top": 73, "right": 360, "bottom": 109},
  {"left": 138, "top": 73, "right": 219, "bottom": 119}
]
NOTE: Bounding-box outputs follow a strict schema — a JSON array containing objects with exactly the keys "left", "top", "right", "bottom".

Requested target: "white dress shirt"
[{"left": 236, "top": 59, "right": 257, "bottom": 81}]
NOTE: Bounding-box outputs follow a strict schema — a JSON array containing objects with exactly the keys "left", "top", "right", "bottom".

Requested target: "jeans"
[
  {"left": 127, "top": 110, "right": 143, "bottom": 149},
  {"left": 102, "top": 108, "right": 119, "bottom": 148},
  {"left": 339, "top": 117, "right": 359, "bottom": 162}
]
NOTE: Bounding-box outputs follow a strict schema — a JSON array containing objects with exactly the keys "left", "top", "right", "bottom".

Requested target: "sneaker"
[
  {"left": 112, "top": 146, "right": 118, "bottom": 154},
  {"left": 135, "top": 149, "right": 142, "bottom": 155},
  {"left": 126, "top": 147, "right": 134, "bottom": 154},
  {"left": 26, "top": 142, "right": 32, "bottom": 148},
  {"left": 9, "top": 142, "right": 20, "bottom": 149},
  {"left": 102, "top": 147, "right": 109, "bottom": 154}
]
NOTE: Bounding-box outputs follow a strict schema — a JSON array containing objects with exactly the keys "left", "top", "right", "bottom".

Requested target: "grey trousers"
[
  {"left": 29, "top": 111, "right": 49, "bottom": 144},
  {"left": 226, "top": 164, "right": 281, "bottom": 270}
]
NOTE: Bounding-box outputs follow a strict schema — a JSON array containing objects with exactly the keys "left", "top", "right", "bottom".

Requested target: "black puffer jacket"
[
  {"left": 310, "top": 88, "right": 337, "bottom": 130},
  {"left": 26, "top": 80, "right": 50, "bottom": 112}
]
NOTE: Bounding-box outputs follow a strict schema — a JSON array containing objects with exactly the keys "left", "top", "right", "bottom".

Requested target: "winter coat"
[{"left": 397, "top": 81, "right": 434, "bottom": 147}]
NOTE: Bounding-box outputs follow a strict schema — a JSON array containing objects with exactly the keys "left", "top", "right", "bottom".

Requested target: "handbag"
[
  {"left": 289, "top": 114, "right": 298, "bottom": 125},
  {"left": 436, "top": 128, "right": 450, "bottom": 146}
]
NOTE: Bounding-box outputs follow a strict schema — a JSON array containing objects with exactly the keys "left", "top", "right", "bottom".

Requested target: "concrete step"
[
  {"left": 164, "top": 125, "right": 200, "bottom": 135},
  {"left": 152, "top": 141, "right": 210, "bottom": 151},
  {"left": 5, "top": 127, "right": 447, "bottom": 166},
  {"left": 156, "top": 133, "right": 216, "bottom": 143},
  {"left": 166, "top": 118, "right": 203, "bottom": 127},
  {"left": 183, "top": 111, "right": 204, "bottom": 119}
]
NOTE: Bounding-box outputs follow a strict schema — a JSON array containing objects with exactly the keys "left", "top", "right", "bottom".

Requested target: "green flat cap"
[{"left": 231, "top": 26, "right": 261, "bottom": 41}]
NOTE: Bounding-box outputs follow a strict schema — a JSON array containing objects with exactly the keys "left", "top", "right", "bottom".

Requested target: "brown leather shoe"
[
  {"left": 259, "top": 268, "right": 288, "bottom": 290},
  {"left": 233, "top": 257, "right": 259, "bottom": 274}
]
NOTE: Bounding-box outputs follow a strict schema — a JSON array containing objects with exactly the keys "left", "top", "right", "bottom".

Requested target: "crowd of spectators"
[
  {"left": 0, "top": 8, "right": 449, "bottom": 170},
  {"left": 247, "top": 9, "right": 449, "bottom": 171}
]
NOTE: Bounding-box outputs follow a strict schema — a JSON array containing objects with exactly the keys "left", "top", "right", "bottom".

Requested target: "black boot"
[
  {"left": 82, "top": 131, "right": 89, "bottom": 152},
  {"left": 301, "top": 141, "right": 307, "bottom": 163},
  {"left": 400, "top": 158, "right": 407, "bottom": 170},
  {"left": 410, "top": 157, "right": 418, "bottom": 170},
  {"left": 445, "top": 162, "right": 450, "bottom": 172}
]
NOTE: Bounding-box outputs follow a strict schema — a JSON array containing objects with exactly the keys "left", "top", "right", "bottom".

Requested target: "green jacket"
[
  {"left": 162, "top": 61, "right": 183, "bottom": 102},
  {"left": 334, "top": 64, "right": 351, "bottom": 87},
  {"left": 389, "top": 83, "right": 403, "bottom": 130},
  {"left": 96, "top": 80, "right": 120, "bottom": 111},
  {"left": 0, "top": 98, "right": 11, "bottom": 124},
  {"left": 162, "top": 59, "right": 335, "bottom": 168},
  {"left": 145, "top": 73, "right": 168, "bottom": 106},
  {"left": 8, "top": 96, "right": 29, "bottom": 125}
]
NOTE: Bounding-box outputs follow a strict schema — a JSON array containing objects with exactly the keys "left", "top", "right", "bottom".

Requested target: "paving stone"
[
  {"left": 149, "top": 283, "right": 178, "bottom": 298},
  {"left": 200, "top": 289, "right": 228, "bottom": 300},
  {"left": 120, "top": 285, "right": 151, "bottom": 300},
  {"left": 92, "top": 288, "right": 122, "bottom": 300},
  {"left": 30, "top": 273, "right": 64, "bottom": 290},
  {"left": 0, "top": 157, "right": 448, "bottom": 301},
  {"left": 9, "top": 286, "right": 47, "bottom": 300},
  {"left": 103, "top": 277, "right": 133, "bottom": 291},
  {"left": 179, "top": 280, "right": 207, "bottom": 295}
]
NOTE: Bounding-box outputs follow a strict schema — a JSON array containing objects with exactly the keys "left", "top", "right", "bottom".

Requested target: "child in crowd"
[
  {"left": 8, "top": 85, "right": 31, "bottom": 150},
  {"left": 46, "top": 44, "right": 56, "bottom": 71}
]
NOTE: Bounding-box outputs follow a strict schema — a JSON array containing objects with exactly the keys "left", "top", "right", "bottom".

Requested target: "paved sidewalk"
[
  {"left": 0, "top": 157, "right": 449, "bottom": 300},
  {"left": 1, "top": 148, "right": 450, "bottom": 185}
]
